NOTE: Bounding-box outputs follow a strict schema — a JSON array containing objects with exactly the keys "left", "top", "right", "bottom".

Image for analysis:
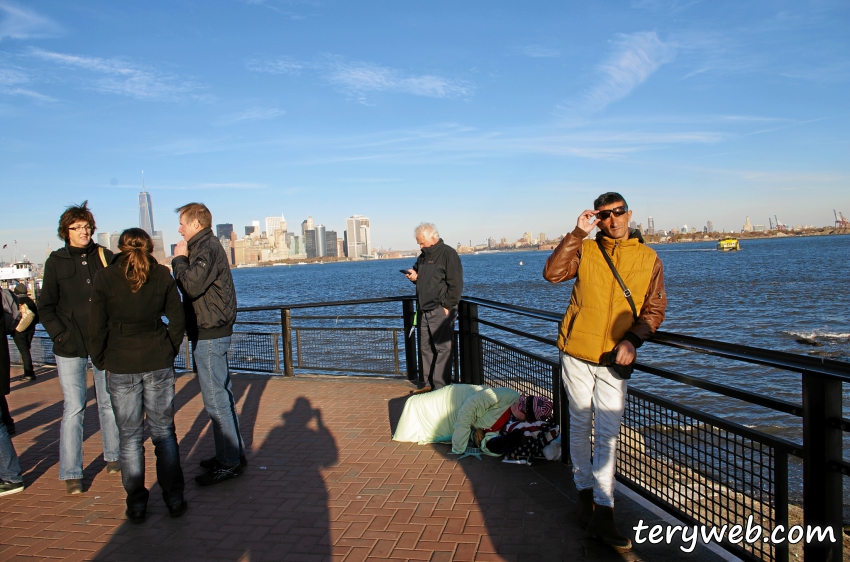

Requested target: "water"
[{"left": 231, "top": 235, "right": 850, "bottom": 504}]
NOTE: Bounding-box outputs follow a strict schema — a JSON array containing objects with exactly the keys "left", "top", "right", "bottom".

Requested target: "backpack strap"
[{"left": 98, "top": 246, "right": 108, "bottom": 267}]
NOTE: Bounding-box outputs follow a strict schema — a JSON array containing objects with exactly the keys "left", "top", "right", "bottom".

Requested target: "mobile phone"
[{"left": 399, "top": 269, "right": 410, "bottom": 274}]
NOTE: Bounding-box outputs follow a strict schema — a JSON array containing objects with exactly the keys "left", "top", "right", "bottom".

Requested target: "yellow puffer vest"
[{"left": 558, "top": 236, "right": 657, "bottom": 363}]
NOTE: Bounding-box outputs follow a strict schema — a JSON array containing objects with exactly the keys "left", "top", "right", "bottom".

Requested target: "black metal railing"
[
  {"left": 456, "top": 295, "right": 848, "bottom": 562},
  {"left": 7, "top": 294, "right": 848, "bottom": 562}
]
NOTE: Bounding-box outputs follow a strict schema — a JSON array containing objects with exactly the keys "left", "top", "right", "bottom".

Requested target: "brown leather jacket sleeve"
[
  {"left": 622, "top": 256, "right": 667, "bottom": 348},
  {"left": 542, "top": 226, "right": 587, "bottom": 283}
]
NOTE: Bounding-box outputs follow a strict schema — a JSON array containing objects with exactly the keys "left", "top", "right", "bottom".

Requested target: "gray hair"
[{"left": 414, "top": 222, "right": 440, "bottom": 242}]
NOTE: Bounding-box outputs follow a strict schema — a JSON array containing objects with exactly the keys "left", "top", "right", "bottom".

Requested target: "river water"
[{"left": 232, "top": 234, "right": 849, "bottom": 502}]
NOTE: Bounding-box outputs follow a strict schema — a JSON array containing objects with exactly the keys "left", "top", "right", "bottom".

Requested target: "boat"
[
  {"left": 0, "top": 260, "right": 37, "bottom": 281},
  {"left": 716, "top": 237, "right": 740, "bottom": 252}
]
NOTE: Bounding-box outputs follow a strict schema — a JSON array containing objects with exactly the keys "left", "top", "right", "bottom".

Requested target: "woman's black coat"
[
  {"left": 88, "top": 254, "right": 185, "bottom": 374},
  {"left": 39, "top": 241, "right": 113, "bottom": 359}
]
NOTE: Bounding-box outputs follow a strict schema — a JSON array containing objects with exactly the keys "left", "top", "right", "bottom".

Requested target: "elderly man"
[
  {"left": 172, "top": 202, "right": 246, "bottom": 486},
  {"left": 404, "top": 223, "right": 463, "bottom": 391},
  {"left": 543, "top": 192, "right": 666, "bottom": 552}
]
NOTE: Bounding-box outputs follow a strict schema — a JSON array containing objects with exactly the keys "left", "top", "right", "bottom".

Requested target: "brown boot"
[
  {"left": 586, "top": 504, "right": 632, "bottom": 553},
  {"left": 576, "top": 488, "right": 593, "bottom": 528}
]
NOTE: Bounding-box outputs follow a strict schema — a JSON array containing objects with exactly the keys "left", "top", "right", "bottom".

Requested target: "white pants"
[{"left": 561, "top": 352, "right": 627, "bottom": 508}]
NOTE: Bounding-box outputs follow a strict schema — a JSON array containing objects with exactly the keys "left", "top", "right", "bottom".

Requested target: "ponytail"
[{"left": 117, "top": 228, "right": 155, "bottom": 292}]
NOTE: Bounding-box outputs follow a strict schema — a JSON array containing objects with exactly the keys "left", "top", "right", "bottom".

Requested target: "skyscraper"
[
  {"left": 216, "top": 224, "right": 234, "bottom": 240},
  {"left": 139, "top": 187, "right": 154, "bottom": 236},
  {"left": 301, "top": 216, "right": 314, "bottom": 237},
  {"left": 345, "top": 215, "right": 371, "bottom": 259},
  {"left": 305, "top": 230, "right": 317, "bottom": 258},
  {"left": 96, "top": 233, "right": 110, "bottom": 248},
  {"left": 265, "top": 215, "right": 286, "bottom": 238},
  {"left": 325, "top": 230, "right": 338, "bottom": 257},
  {"left": 109, "top": 231, "right": 120, "bottom": 253},
  {"left": 314, "top": 224, "right": 326, "bottom": 258},
  {"left": 647, "top": 216, "right": 655, "bottom": 236},
  {"left": 707, "top": 220, "right": 714, "bottom": 233}
]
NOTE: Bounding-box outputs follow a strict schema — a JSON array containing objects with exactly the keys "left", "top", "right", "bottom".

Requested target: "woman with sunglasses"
[
  {"left": 89, "top": 228, "right": 186, "bottom": 522},
  {"left": 39, "top": 201, "right": 120, "bottom": 495}
]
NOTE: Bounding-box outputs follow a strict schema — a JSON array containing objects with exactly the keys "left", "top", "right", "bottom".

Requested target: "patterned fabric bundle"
[
  {"left": 499, "top": 420, "right": 560, "bottom": 463},
  {"left": 510, "top": 394, "right": 554, "bottom": 423}
]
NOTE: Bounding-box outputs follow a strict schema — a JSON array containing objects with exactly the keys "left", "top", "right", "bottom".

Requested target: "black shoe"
[
  {"left": 168, "top": 501, "right": 188, "bottom": 518},
  {"left": 194, "top": 463, "right": 243, "bottom": 486},
  {"left": 126, "top": 508, "right": 146, "bottom": 524},
  {"left": 586, "top": 504, "right": 632, "bottom": 553},
  {"left": 0, "top": 480, "right": 24, "bottom": 497},
  {"left": 199, "top": 455, "right": 247, "bottom": 471},
  {"left": 577, "top": 488, "right": 594, "bottom": 529}
]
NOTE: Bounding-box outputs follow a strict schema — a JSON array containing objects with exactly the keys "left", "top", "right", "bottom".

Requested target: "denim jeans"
[
  {"left": 107, "top": 368, "right": 184, "bottom": 511},
  {"left": 56, "top": 356, "right": 120, "bottom": 480},
  {"left": 193, "top": 337, "right": 244, "bottom": 467},
  {"left": 0, "top": 422, "right": 22, "bottom": 483},
  {"left": 561, "top": 352, "right": 628, "bottom": 508}
]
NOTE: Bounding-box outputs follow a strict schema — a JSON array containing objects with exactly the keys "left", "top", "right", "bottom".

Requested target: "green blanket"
[{"left": 392, "top": 384, "right": 521, "bottom": 454}]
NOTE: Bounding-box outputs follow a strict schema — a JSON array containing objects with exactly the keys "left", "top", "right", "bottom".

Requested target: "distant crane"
[
  {"left": 774, "top": 215, "right": 788, "bottom": 231},
  {"left": 836, "top": 210, "right": 849, "bottom": 228},
  {"left": 768, "top": 217, "right": 774, "bottom": 230}
]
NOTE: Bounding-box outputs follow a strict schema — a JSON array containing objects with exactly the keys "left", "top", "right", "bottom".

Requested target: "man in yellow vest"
[{"left": 543, "top": 192, "right": 666, "bottom": 552}]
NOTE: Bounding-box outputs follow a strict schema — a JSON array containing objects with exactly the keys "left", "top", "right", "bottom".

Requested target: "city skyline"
[{"left": 1, "top": 2, "right": 848, "bottom": 262}]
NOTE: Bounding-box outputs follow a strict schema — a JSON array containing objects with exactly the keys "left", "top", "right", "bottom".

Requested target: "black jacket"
[
  {"left": 89, "top": 254, "right": 185, "bottom": 374},
  {"left": 40, "top": 241, "right": 113, "bottom": 358},
  {"left": 171, "top": 228, "right": 237, "bottom": 341},
  {"left": 412, "top": 239, "right": 463, "bottom": 311}
]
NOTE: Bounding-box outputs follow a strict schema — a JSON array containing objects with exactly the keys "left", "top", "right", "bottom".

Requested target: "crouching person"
[
  {"left": 543, "top": 192, "right": 667, "bottom": 552},
  {"left": 89, "top": 229, "right": 187, "bottom": 523}
]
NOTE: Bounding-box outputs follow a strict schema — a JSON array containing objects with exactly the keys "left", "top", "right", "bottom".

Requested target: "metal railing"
[
  {"left": 456, "top": 296, "right": 848, "bottom": 562},
  {"left": 8, "top": 294, "right": 848, "bottom": 561}
]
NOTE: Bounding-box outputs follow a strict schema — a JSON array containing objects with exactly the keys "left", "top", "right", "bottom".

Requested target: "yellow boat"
[{"left": 717, "top": 237, "right": 740, "bottom": 251}]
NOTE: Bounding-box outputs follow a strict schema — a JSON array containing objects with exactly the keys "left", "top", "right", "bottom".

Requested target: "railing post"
[
  {"left": 402, "top": 299, "right": 419, "bottom": 382},
  {"left": 280, "top": 308, "right": 294, "bottom": 377},
  {"left": 801, "top": 370, "right": 842, "bottom": 562},
  {"left": 272, "top": 333, "right": 281, "bottom": 373},
  {"left": 184, "top": 335, "right": 194, "bottom": 372},
  {"left": 559, "top": 362, "right": 570, "bottom": 466},
  {"left": 775, "top": 450, "right": 789, "bottom": 562},
  {"left": 459, "top": 301, "right": 482, "bottom": 385}
]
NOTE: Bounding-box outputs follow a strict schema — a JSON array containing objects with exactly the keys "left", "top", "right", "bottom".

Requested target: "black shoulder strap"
[{"left": 596, "top": 241, "right": 638, "bottom": 322}]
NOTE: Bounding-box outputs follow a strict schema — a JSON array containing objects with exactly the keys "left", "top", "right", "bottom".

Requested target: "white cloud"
[
  {"left": 247, "top": 55, "right": 471, "bottom": 101},
  {"left": 246, "top": 57, "right": 304, "bottom": 75},
  {"left": 27, "top": 48, "right": 205, "bottom": 101},
  {"left": 0, "top": 1, "right": 62, "bottom": 41},
  {"left": 516, "top": 45, "right": 561, "bottom": 58},
  {"left": 0, "top": 64, "right": 55, "bottom": 101},
  {"left": 562, "top": 31, "right": 675, "bottom": 114},
  {"left": 216, "top": 107, "right": 286, "bottom": 125}
]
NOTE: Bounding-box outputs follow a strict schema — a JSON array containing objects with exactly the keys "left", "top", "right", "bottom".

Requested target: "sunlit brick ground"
[{"left": 0, "top": 365, "right": 727, "bottom": 562}]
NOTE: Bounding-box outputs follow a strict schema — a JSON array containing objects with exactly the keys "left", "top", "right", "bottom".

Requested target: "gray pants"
[{"left": 420, "top": 307, "right": 457, "bottom": 389}]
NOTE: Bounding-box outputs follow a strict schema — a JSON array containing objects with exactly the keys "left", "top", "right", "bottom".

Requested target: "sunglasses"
[{"left": 596, "top": 206, "right": 628, "bottom": 220}]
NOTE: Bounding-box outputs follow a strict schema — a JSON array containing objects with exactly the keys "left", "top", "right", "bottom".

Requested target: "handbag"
[
  {"left": 596, "top": 241, "right": 638, "bottom": 379},
  {"left": 16, "top": 303, "right": 35, "bottom": 332}
]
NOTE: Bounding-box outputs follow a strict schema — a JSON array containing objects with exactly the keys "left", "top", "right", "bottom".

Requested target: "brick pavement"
[{"left": 0, "top": 366, "right": 729, "bottom": 562}]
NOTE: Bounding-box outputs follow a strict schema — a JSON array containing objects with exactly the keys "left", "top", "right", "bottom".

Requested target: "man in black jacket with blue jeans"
[
  {"left": 172, "top": 202, "right": 245, "bottom": 486},
  {"left": 404, "top": 223, "right": 463, "bottom": 391}
]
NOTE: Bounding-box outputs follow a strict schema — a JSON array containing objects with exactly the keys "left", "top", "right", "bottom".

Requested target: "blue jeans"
[
  {"left": 107, "top": 368, "right": 184, "bottom": 511},
  {"left": 193, "top": 337, "right": 244, "bottom": 467},
  {"left": 56, "top": 356, "right": 120, "bottom": 480},
  {"left": 0, "top": 422, "right": 22, "bottom": 483}
]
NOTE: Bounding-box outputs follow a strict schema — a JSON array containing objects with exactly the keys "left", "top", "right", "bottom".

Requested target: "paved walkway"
[{"left": 0, "top": 366, "right": 729, "bottom": 562}]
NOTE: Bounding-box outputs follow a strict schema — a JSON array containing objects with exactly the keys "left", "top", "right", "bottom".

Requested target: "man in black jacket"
[
  {"left": 404, "top": 223, "right": 463, "bottom": 391},
  {"left": 172, "top": 202, "right": 245, "bottom": 486},
  {"left": 12, "top": 284, "right": 38, "bottom": 382},
  {"left": 39, "top": 201, "right": 120, "bottom": 495}
]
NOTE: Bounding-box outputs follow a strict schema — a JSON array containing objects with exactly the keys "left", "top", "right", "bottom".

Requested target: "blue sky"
[{"left": 1, "top": 0, "right": 848, "bottom": 262}]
